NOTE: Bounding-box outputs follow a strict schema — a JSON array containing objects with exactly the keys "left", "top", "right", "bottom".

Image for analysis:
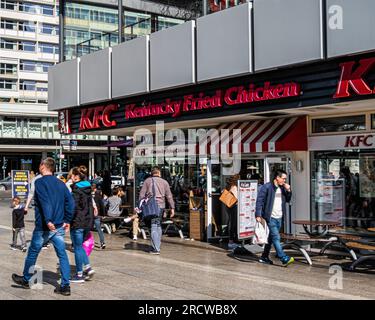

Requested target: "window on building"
[
  {"left": 39, "top": 42, "right": 58, "bottom": 54},
  {"left": 19, "top": 21, "right": 36, "bottom": 32},
  {"left": 0, "top": 79, "right": 17, "bottom": 90},
  {"left": 0, "top": 19, "right": 17, "bottom": 30},
  {"left": 20, "top": 60, "right": 36, "bottom": 72},
  {"left": 0, "top": 0, "right": 16, "bottom": 10},
  {"left": 124, "top": 12, "right": 151, "bottom": 38},
  {"left": 41, "top": 4, "right": 54, "bottom": 16},
  {"left": 0, "top": 63, "right": 17, "bottom": 75},
  {"left": 0, "top": 38, "right": 16, "bottom": 50},
  {"left": 2, "top": 117, "right": 18, "bottom": 138},
  {"left": 157, "top": 17, "right": 183, "bottom": 31},
  {"left": 19, "top": 2, "right": 38, "bottom": 14},
  {"left": 18, "top": 41, "right": 36, "bottom": 52},
  {"left": 312, "top": 115, "right": 366, "bottom": 133},
  {"left": 41, "top": 23, "right": 58, "bottom": 35},
  {"left": 20, "top": 80, "right": 36, "bottom": 91},
  {"left": 36, "top": 82, "right": 48, "bottom": 92}
]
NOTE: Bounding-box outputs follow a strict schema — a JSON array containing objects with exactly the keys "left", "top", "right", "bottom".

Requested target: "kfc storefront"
[{"left": 56, "top": 51, "right": 375, "bottom": 240}]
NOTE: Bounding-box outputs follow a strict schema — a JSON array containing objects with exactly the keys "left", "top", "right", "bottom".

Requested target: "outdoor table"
[
  {"left": 292, "top": 220, "right": 341, "bottom": 238},
  {"left": 285, "top": 220, "right": 358, "bottom": 263},
  {"left": 368, "top": 228, "right": 375, "bottom": 232}
]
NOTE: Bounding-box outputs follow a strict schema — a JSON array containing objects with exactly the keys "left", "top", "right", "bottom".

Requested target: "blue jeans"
[
  {"left": 23, "top": 227, "right": 70, "bottom": 287},
  {"left": 262, "top": 218, "right": 286, "bottom": 260},
  {"left": 94, "top": 217, "right": 105, "bottom": 244},
  {"left": 150, "top": 209, "right": 164, "bottom": 252},
  {"left": 70, "top": 228, "right": 90, "bottom": 274}
]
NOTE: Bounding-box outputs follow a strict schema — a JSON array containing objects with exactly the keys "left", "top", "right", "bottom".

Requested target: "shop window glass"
[
  {"left": 312, "top": 115, "right": 366, "bottom": 133},
  {"left": 311, "top": 150, "right": 375, "bottom": 235}
]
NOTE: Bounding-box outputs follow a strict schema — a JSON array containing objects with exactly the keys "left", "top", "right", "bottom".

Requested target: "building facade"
[
  {"left": 50, "top": 1, "right": 375, "bottom": 241},
  {"left": 0, "top": 0, "right": 187, "bottom": 179}
]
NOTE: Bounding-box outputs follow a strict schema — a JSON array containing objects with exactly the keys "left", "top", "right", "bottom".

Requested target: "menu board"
[
  {"left": 12, "top": 170, "right": 30, "bottom": 199},
  {"left": 314, "top": 178, "right": 345, "bottom": 224},
  {"left": 237, "top": 180, "right": 258, "bottom": 240}
]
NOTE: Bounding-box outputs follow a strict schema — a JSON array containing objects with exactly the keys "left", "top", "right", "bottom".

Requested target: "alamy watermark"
[
  {"left": 328, "top": 5, "right": 343, "bottom": 30},
  {"left": 29, "top": 265, "right": 44, "bottom": 290},
  {"left": 133, "top": 121, "right": 242, "bottom": 175},
  {"left": 328, "top": 265, "right": 343, "bottom": 290}
]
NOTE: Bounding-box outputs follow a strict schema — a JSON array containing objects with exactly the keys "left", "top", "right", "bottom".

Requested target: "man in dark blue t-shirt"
[{"left": 12, "top": 157, "right": 74, "bottom": 296}]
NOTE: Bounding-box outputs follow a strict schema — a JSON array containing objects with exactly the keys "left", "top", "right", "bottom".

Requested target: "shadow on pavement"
[{"left": 123, "top": 242, "right": 150, "bottom": 253}]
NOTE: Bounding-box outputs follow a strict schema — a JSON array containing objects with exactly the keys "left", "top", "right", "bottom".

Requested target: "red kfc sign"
[
  {"left": 334, "top": 57, "right": 375, "bottom": 98},
  {"left": 79, "top": 104, "right": 118, "bottom": 131},
  {"left": 345, "top": 135, "right": 374, "bottom": 148}
]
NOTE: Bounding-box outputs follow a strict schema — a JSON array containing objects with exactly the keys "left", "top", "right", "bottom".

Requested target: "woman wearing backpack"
[{"left": 70, "top": 165, "right": 95, "bottom": 283}]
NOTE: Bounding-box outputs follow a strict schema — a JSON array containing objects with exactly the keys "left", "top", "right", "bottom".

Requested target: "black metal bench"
[
  {"left": 341, "top": 241, "right": 375, "bottom": 271},
  {"left": 280, "top": 233, "right": 332, "bottom": 265}
]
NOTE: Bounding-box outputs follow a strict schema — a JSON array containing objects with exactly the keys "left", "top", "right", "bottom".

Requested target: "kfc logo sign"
[
  {"left": 334, "top": 57, "right": 375, "bottom": 98},
  {"left": 345, "top": 135, "right": 374, "bottom": 148},
  {"left": 79, "top": 104, "right": 118, "bottom": 131}
]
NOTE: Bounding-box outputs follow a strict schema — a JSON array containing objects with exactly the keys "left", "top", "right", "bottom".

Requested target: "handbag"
[
  {"left": 139, "top": 178, "right": 161, "bottom": 220},
  {"left": 219, "top": 189, "right": 237, "bottom": 208}
]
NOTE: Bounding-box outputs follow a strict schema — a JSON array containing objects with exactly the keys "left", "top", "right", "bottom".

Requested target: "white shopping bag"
[{"left": 252, "top": 219, "right": 269, "bottom": 245}]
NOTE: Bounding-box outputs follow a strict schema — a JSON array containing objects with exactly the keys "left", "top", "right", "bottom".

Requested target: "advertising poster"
[
  {"left": 359, "top": 154, "right": 375, "bottom": 198},
  {"left": 314, "top": 178, "right": 344, "bottom": 224},
  {"left": 11, "top": 170, "right": 30, "bottom": 199},
  {"left": 237, "top": 180, "right": 258, "bottom": 240}
]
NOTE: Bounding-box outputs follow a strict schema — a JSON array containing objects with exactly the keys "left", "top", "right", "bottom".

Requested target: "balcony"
[
  {"left": 0, "top": 10, "right": 58, "bottom": 25},
  {"left": 0, "top": 28, "right": 36, "bottom": 40},
  {"left": 19, "top": 89, "right": 48, "bottom": 100}
]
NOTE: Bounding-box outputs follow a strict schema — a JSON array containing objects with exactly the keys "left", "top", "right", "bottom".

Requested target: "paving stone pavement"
[{"left": 0, "top": 196, "right": 374, "bottom": 300}]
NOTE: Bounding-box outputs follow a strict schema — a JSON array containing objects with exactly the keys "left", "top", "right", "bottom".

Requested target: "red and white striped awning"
[{"left": 199, "top": 116, "right": 307, "bottom": 154}]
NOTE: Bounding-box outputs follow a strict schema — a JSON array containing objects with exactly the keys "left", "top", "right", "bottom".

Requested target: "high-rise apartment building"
[
  {"left": 0, "top": 0, "right": 187, "bottom": 178},
  {"left": 0, "top": 0, "right": 113, "bottom": 178}
]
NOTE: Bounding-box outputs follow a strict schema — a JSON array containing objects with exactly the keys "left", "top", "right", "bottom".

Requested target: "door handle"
[{"left": 208, "top": 192, "right": 212, "bottom": 198}]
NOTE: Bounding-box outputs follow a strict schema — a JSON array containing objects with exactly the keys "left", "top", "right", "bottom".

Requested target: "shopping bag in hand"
[
  {"left": 83, "top": 231, "right": 95, "bottom": 256},
  {"left": 252, "top": 219, "right": 269, "bottom": 245}
]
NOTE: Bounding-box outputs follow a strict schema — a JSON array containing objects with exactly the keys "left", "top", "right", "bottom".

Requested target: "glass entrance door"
[
  {"left": 206, "top": 157, "right": 265, "bottom": 241},
  {"left": 265, "top": 156, "right": 292, "bottom": 233}
]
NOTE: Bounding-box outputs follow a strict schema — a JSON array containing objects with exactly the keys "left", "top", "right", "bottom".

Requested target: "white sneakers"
[{"left": 133, "top": 235, "right": 137, "bottom": 240}]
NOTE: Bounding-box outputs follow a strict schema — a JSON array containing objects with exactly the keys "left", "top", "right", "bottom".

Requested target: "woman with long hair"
[{"left": 70, "top": 165, "right": 95, "bottom": 283}]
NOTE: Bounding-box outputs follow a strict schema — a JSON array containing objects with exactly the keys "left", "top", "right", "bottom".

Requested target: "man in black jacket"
[{"left": 255, "top": 169, "right": 294, "bottom": 266}]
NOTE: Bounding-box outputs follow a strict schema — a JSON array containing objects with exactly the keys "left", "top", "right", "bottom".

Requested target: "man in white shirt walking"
[{"left": 255, "top": 169, "right": 294, "bottom": 266}]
